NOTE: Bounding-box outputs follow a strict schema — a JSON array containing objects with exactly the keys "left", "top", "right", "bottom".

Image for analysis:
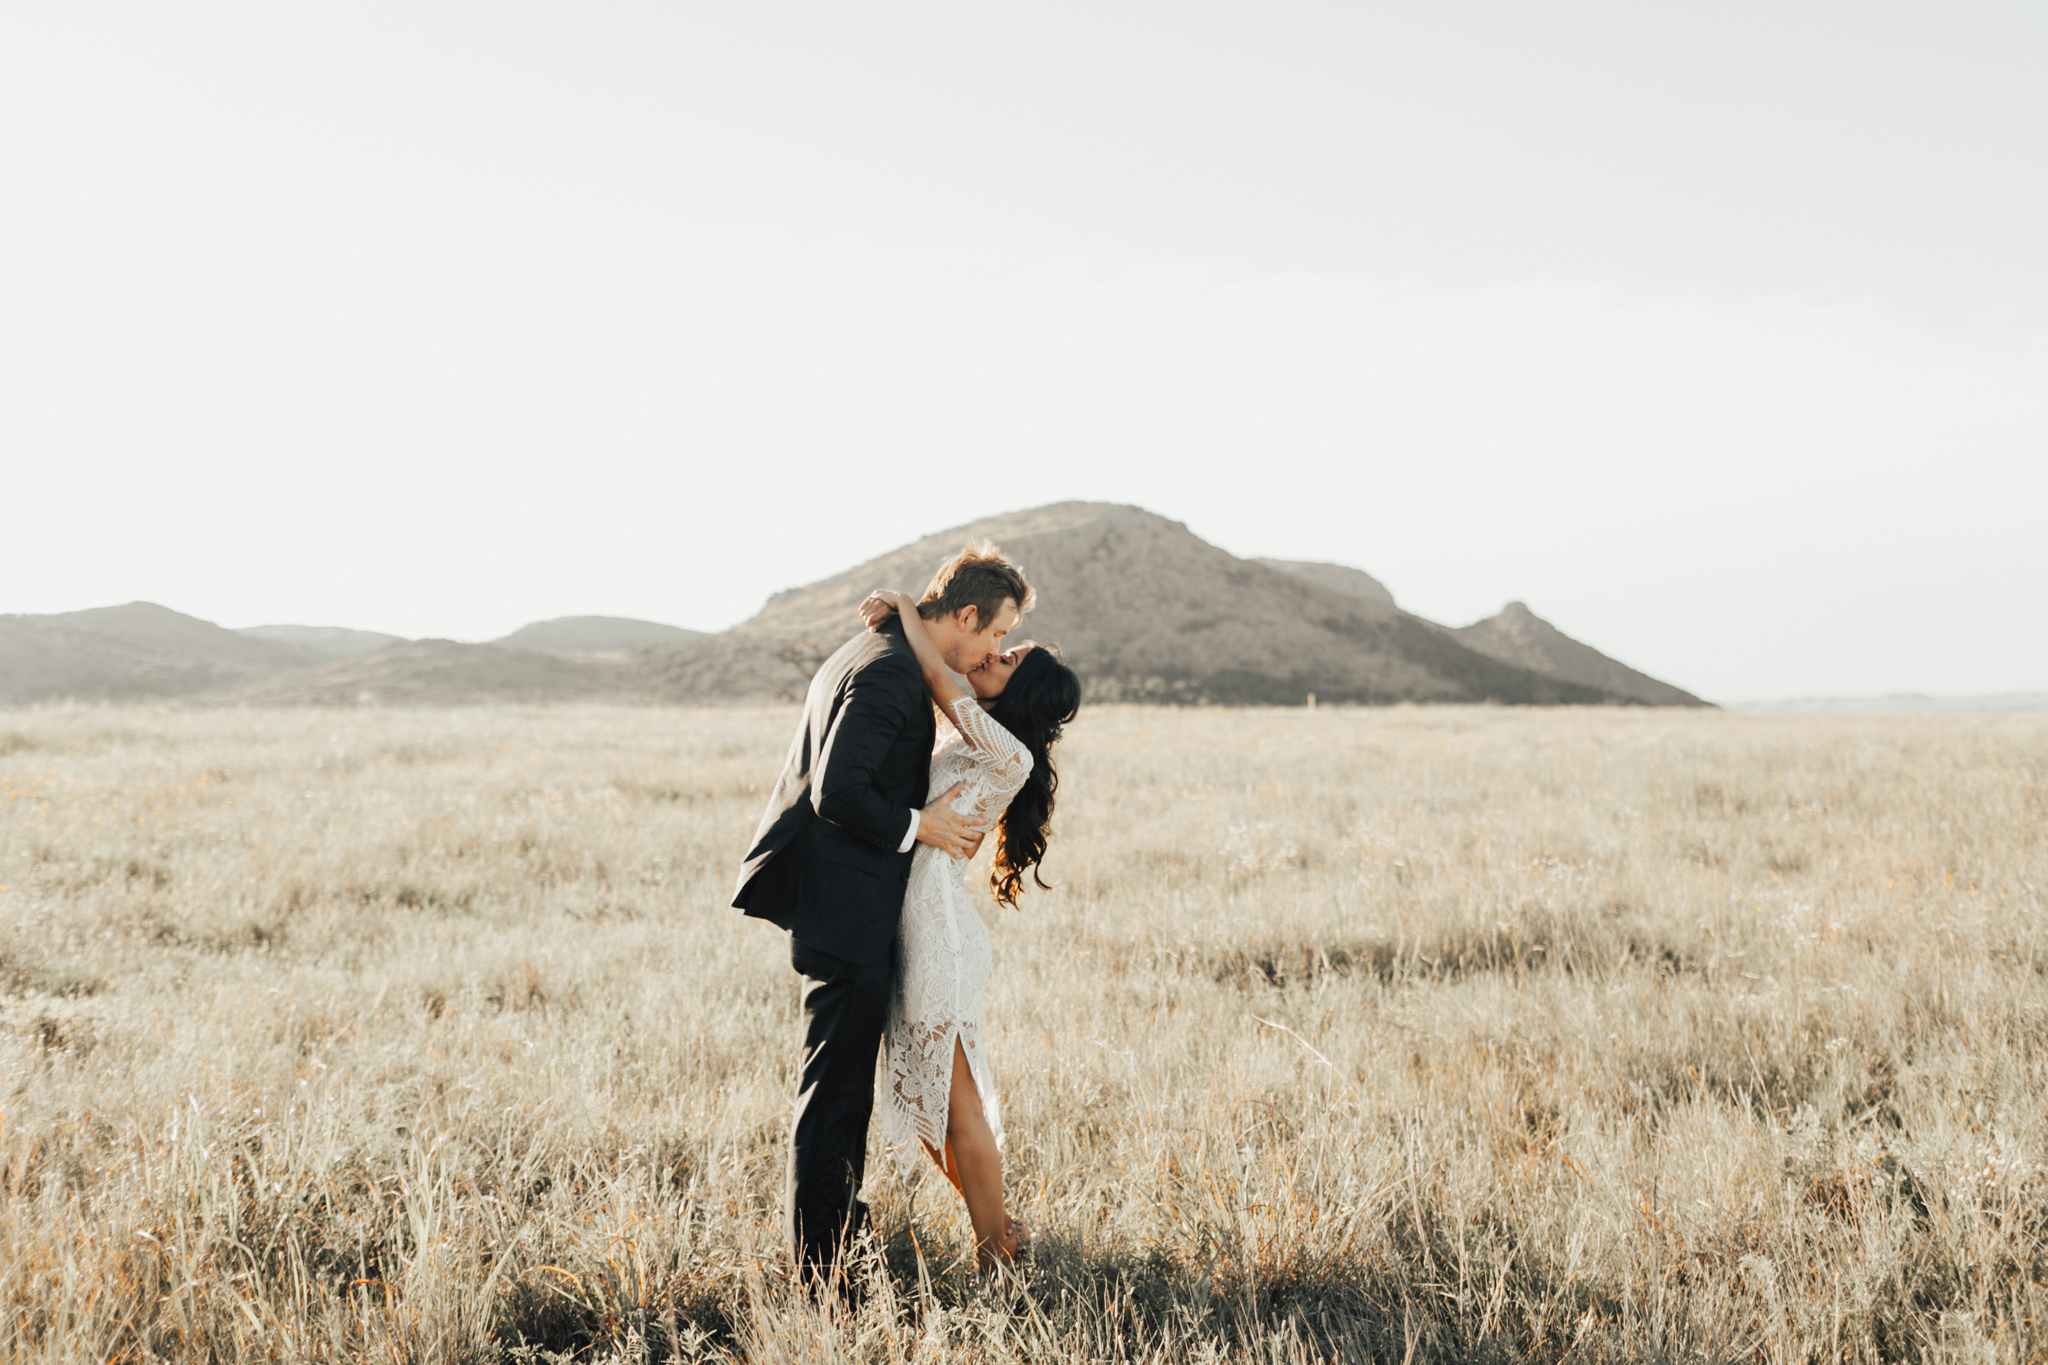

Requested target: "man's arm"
[{"left": 812, "top": 654, "right": 924, "bottom": 849}]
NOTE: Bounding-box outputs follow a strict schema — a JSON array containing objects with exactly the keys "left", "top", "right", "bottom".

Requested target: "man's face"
[{"left": 941, "top": 598, "right": 1021, "bottom": 675}]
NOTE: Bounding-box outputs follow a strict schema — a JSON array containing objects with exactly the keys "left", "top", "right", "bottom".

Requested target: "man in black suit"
[{"left": 733, "top": 544, "right": 1033, "bottom": 1291}]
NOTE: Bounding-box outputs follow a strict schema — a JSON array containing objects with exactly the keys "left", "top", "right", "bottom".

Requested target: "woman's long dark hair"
[{"left": 985, "top": 644, "right": 1082, "bottom": 908}]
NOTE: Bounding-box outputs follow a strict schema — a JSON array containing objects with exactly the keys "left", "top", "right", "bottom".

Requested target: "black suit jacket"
[{"left": 731, "top": 619, "right": 935, "bottom": 964}]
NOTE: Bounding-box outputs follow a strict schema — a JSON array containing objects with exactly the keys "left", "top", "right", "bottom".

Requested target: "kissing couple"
[{"left": 731, "top": 543, "right": 1083, "bottom": 1292}]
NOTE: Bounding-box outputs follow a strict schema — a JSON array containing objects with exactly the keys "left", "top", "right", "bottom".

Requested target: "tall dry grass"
[{"left": 0, "top": 704, "right": 2042, "bottom": 1362}]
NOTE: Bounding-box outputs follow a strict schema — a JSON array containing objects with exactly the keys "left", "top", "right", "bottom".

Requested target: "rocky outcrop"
[{"left": 1453, "top": 602, "right": 1706, "bottom": 707}]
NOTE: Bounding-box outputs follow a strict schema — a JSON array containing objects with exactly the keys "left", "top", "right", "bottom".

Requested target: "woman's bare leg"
[
  {"left": 940, "top": 1036, "right": 1016, "bottom": 1269},
  {"left": 925, "top": 1134, "right": 1030, "bottom": 1259},
  {"left": 921, "top": 1137, "right": 964, "bottom": 1196}
]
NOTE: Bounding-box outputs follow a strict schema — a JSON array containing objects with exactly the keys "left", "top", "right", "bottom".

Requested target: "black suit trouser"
[{"left": 787, "top": 934, "right": 893, "bottom": 1288}]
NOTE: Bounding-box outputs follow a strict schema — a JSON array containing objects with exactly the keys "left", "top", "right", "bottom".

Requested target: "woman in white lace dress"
[{"left": 857, "top": 588, "right": 1082, "bottom": 1270}]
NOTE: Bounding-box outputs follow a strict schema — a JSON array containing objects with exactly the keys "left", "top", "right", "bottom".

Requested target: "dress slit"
[{"left": 900, "top": 1021, "right": 1001, "bottom": 1154}]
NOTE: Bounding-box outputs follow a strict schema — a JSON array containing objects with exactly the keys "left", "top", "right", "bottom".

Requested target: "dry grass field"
[{"left": 0, "top": 704, "right": 2043, "bottom": 1362}]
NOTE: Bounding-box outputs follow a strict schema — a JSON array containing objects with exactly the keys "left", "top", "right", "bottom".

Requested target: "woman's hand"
[
  {"left": 858, "top": 589, "right": 914, "bottom": 631},
  {"left": 866, "top": 587, "right": 972, "bottom": 711}
]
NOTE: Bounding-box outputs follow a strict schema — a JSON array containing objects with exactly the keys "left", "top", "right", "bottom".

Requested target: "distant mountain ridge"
[
  {"left": 214, "top": 641, "right": 628, "bottom": 707},
  {"left": 43, "top": 603, "right": 323, "bottom": 671},
  {"left": 1728, "top": 693, "right": 2048, "bottom": 715},
  {"left": 1, "top": 504, "right": 1708, "bottom": 707},
  {"left": 1, "top": 603, "right": 322, "bottom": 703},
  {"left": 238, "top": 624, "right": 404, "bottom": 656},
  {"left": 492, "top": 616, "right": 706, "bottom": 653},
  {"left": 0, "top": 606, "right": 712, "bottom": 704}
]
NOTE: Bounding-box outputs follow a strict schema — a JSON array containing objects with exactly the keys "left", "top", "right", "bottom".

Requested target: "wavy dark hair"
[{"left": 985, "top": 644, "right": 1083, "bottom": 908}]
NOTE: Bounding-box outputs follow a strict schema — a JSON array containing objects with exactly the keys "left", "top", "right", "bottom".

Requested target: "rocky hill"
[{"left": 705, "top": 502, "right": 1691, "bottom": 706}]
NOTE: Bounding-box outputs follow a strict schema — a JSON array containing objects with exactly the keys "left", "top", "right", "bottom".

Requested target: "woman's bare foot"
[{"left": 1003, "top": 1216, "right": 1033, "bottom": 1258}]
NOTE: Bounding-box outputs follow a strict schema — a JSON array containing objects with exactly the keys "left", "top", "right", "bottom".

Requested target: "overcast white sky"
[{"left": 3, "top": 3, "right": 2043, "bottom": 701}]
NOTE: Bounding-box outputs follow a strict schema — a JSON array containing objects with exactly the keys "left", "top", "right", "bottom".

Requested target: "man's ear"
[{"left": 954, "top": 605, "right": 981, "bottom": 633}]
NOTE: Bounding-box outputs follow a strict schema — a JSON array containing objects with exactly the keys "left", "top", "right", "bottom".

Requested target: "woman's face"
[{"left": 968, "top": 643, "right": 1036, "bottom": 700}]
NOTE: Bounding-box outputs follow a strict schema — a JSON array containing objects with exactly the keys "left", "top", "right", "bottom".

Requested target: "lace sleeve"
[{"left": 945, "top": 696, "right": 1033, "bottom": 799}]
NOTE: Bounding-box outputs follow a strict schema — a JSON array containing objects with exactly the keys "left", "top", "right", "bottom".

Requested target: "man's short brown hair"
[{"left": 917, "top": 542, "right": 1033, "bottom": 630}]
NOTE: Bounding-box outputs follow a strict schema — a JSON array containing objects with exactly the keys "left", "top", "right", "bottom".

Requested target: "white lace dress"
[{"left": 879, "top": 695, "right": 1033, "bottom": 1163}]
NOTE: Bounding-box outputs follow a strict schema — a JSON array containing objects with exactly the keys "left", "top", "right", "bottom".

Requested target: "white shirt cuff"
[{"left": 897, "top": 808, "right": 920, "bottom": 853}]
